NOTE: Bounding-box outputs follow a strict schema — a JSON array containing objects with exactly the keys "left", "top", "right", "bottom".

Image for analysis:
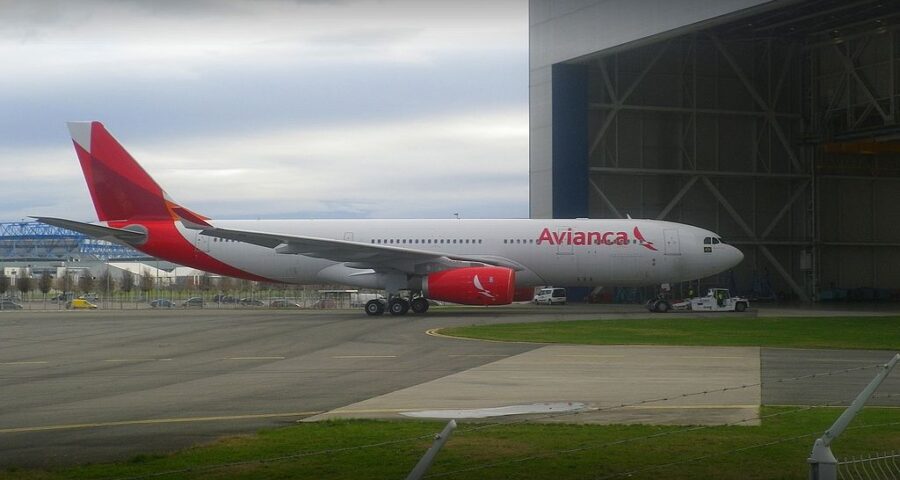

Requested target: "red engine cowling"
[{"left": 423, "top": 266, "right": 515, "bottom": 306}]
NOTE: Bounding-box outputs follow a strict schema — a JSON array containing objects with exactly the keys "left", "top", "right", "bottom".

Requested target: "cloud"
[{"left": 0, "top": 0, "right": 529, "bottom": 221}]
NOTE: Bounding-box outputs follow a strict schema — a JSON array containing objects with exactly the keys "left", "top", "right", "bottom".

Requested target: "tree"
[
  {"left": 38, "top": 272, "right": 53, "bottom": 296},
  {"left": 0, "top": 274, "right": 9, "bottom": 297},
  {"left": 140, "top": 269, "right": 154, "bottom": 297},
  {"left": 199, "top": 271, "right": 213, "bottom": 292},
  {"left": 78, "top": 274, "right": 94, "bottom": 294},
  {"left": 218, "top": 276, "right": 234, "bottom": 293},
  {"left": 16, "top": 275, "right": 32, "bottom": 299},
  {"left": 120, "top": 270, "right": 134, "bottom": 294},
  {"left": 97, "top": 269, "right": 115, "bottom": 297}
]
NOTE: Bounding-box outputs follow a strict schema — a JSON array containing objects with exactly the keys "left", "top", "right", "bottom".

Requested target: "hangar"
[{"left": 530, "top": 0, "right": 900, "bottom": 301}]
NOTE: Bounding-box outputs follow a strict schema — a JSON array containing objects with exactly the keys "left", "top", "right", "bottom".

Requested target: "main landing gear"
[{"left": 364, "top": 294, "right": 429, "bottom": 316}]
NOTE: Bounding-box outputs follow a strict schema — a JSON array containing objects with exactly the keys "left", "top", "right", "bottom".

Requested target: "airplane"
[{"left": 35, "top": 121, "right": 744, "bottom": 316}]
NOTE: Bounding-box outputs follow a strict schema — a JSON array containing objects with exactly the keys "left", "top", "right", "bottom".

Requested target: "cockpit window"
[
  {"left": 712, "top": 238, "right": 720, "bottom": 245},
  {"left": 704, "top": 237, "right": 712, "bottom": 245}
]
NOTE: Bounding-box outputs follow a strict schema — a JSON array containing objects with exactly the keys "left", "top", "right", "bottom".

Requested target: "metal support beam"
[
  {"left": 701, "top": 176, "right": 810, "bottom": 302},
  {"left": 656, "top": 176, "right": 699, "bottom": 220},
  {"left": 832, "top": 43, "right": 892, "bottom": 123},
  {"left": 589, "top": 42, "right": 670, "bottom": 156},
  {"left": 709, "top": 34, "right": 803, "bottom": 173},
  {"left": 588, "top": 178, "right": 623, "bottom": 219},
  {"left": 588, "top": 103, "right": 801, "bottom": 119},
  {"left": 406, "top": 419, "right": 457, "bottom": 480},
  {"left": 590, "top": 167, "right": 808, "bottom": 179},
  {"left": 760, "top": 180, "right": 810, "bottom": 239}
]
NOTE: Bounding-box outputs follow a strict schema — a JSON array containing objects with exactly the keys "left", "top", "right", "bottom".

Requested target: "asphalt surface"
[{"left": 1, "top": 304, "right": 898, "bottom": 468}]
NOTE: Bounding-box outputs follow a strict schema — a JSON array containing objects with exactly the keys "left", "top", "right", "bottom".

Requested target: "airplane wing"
[
  {"left": 32, "top": 217, "right": 147, "bottom": 245},
  {"left": 197, "top": 225, "right": 525, "bottom": 273}
]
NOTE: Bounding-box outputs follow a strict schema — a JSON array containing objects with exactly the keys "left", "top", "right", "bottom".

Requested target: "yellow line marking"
[
  {"left": 447, "top": 354, "right": 510, "bottom": 357},
  {"left": 331, "top": 355, "right": 397, "bottom": 359},
  {"left": 0, "top": 361, "right": 49, "bottom": 365},
  {"left": 224, "top": 356, "right": 286, "bottom": 360},
  {"left": 0, "top": 412, "right": 323, "bottom": 434},
  {"left": 425, "top": 328, "right": 547, "bottom": 344},
  {"left": 553, "top": 354, "right": 626, "bottom": 358},
  {"left": 678, "top": 356, "right": 750, "bottom": 360},
  {"left": 104, "top": 359, "right": 169, "bottom": 363}
]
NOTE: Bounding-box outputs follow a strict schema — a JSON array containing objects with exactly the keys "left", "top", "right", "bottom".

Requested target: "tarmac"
[{"left": 1, "top": 303, "right": 898, "bottom": 467}]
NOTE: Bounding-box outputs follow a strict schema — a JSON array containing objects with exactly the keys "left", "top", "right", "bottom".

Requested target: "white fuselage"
[{"left": 174, "top": 218, "right": 743, "bottom": 289}]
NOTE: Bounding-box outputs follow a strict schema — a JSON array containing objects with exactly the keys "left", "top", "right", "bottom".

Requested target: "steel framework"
[{"left": 0, "top": 221, "right": 149, "bottom": 261}]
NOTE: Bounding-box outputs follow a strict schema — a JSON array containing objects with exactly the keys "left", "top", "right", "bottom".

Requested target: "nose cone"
[{"left": 728, "top": 246, "right": 744, "bottom": 269}]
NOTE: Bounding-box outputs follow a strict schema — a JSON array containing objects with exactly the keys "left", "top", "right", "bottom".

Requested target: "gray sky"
[{"left": 0, "top": 0, "right": 528, "bottom": 221}]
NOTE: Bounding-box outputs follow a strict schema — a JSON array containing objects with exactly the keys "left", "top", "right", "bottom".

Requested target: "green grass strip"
[
  {"left": 439, "top": 316, "right": 900, "bottom": 350},
  {"left": 2, "top": 408, "right": 899, "bottom": 480}
]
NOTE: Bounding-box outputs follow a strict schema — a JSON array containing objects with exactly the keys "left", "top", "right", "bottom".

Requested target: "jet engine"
[{"left": 422, "top": 266, "right": 515, "bottom": 306}]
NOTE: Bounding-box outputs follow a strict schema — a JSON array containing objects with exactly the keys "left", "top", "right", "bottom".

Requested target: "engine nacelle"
[{"left": 423, "top": 266, "right": 515, "bottom": 306}]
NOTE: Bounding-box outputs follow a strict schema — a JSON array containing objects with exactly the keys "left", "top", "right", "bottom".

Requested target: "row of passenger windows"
[
  {"left": 504, "top": 239, "right": 535, "bottom": 244},
  {"left": 371, "top": 239, "right": 483, "bottom": 245},
  {"left": 212, "top": 238, "right": 237, "bottom": 243}
]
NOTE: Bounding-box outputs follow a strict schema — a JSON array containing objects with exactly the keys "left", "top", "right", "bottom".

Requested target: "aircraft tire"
[
  {"left": 365, "top": 299, "right": 385, "bottom": 316},
  {"left": 655, "top": 301, "right": 670, "bottom": 313},
  {"left": 388, "top": 298, "right": 409, "bottom": 316},
  {"left": 735, "top": 302, "right": 747, "bottom": 312},
  {"left": 410, "top": 297, "right": 429, "bottom": 314}
]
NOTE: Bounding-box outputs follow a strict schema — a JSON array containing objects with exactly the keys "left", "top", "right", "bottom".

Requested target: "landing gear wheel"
[
  {"left": 410, "top": 297, "right": 429, "bottom": 314},
  {"left": 735, "top": 302, "right": 747, "bottom": 312},
  {"left": 655, "top": 301, "right": 670, "bottom": 313},
  {"left": 388, "top": 298, "right": 409, "bottom": 316},
  {"left": 364, "top": 299, "right": 385, "bottom": 316}
]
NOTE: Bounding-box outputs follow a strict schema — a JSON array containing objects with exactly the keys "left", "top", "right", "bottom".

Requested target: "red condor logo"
[{"left": 537, "top": 226, "right": 658, "bottom": 251}]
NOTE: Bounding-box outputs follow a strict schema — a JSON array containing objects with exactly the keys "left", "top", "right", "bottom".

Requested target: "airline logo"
[
  {"left": 473, "top": 275, "right": 496, "bottom": 299},
  {"left": 537, "top": 226, "right": 657, "bottom": 251}
]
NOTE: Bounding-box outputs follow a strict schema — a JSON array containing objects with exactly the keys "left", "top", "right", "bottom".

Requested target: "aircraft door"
[
  {"left": 343, "top": 232, "right": 354, "bottom": 242},
  {"left": 663, "top": 229, "right": 681, "bottom": 256},
  {"left": 195, "top": 232, "right": 211, "bottom": 253}
]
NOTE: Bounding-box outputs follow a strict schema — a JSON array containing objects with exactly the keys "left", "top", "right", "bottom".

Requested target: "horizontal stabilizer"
[{"left": 32, "top": 217, "right": 147, "bottom": 245}]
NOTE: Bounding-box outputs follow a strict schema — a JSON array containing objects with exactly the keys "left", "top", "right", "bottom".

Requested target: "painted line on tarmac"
[
  {"left": 552, "top": 354, "right": 625, "bottom": 358},
  {"left": 447, "top": 354, "right": 510, "bottom": 357},
  {"left": 332, "top": 355, "right": 397, "bottom": 359},
  {"left": 678, "top": 356, "right": 750, "bottom": 360},
  {"left": 0, "top": 361, "right": 49, "bottom": 365},
  {"left": 0, "top": 412, "right": 323, "bottom": 434},
  {"left": 620, "top": 405, "right": 759, "bottom": 410},
  {"left": 104, "top": 358, "right": 173, "bottom": 363},
  {"left": 425, "top": 328, "right": 546, "bottom": 344},
  {"left": 224, "top": 356, "right": 286, "bottom": 360}
]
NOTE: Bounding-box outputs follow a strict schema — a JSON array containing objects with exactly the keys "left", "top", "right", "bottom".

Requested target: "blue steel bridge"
[{"left": 0, "top": 221, "right": 151, "bottom": 262}]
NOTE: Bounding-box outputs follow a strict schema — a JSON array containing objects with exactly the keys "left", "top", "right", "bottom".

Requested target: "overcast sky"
[{"left": 0, "top": 0, "right": 528, "bottom": 222}]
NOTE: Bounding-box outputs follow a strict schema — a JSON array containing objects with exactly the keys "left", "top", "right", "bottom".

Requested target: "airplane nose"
[{"left": 730, "top": 246, "right": 744, "bottom": 268}]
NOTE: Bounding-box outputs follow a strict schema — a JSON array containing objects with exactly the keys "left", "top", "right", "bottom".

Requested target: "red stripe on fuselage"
[{"left": 109, "top": 220, "right": 274, "bottom": 282}]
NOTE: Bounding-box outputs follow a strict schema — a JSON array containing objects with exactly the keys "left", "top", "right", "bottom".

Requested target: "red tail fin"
[{"left": 67, "top": 121, "right": 208, "bottom": 225}]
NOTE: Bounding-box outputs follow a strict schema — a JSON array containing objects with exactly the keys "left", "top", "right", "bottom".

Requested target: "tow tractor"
[{"left": 646, "top": 288, "right": 749, "bottom": 313}]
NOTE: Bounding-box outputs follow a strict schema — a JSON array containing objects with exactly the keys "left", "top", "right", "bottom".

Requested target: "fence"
[{"left": 839, "top": 452, "right": 900, "bottom": 480}]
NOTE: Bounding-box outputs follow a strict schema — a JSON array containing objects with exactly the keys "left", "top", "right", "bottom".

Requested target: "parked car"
[
  {"left": 211, "top": 294, "right": 236, "bottom": 304},
  {"left": 533, "top": 287, "right": 567, "bottom": 305},
  {"left": 181, "top": 297, "right": 205, "bottom": 308},
  {"left": 66, "top": 298, "right": 98, "bottom": 309},
  {"left": 51, "top": 293, "right": 74, "bottom": 302},
  {"left": 149, "top": 299, "right": 175, "bottom": 309},
  {"left": 79, "top": 293, "right": 100, "bottom": 302},
  {"left": 0, "top": 299, "right": 23, "bottom": 310},
  {"left": 239, "top": 298, "right": 264, "bottom": 306},
  {"left": 269, "top": 299, "right": 301, "bottom": 308}
]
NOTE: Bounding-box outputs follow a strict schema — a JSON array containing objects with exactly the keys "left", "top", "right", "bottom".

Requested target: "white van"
[{"left": 533, "top": 287, "right": 567, "bottom": 305}]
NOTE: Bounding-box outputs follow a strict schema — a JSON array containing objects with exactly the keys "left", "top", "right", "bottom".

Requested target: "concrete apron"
[{"left": 304, "top": 344, "right": 761, "bottom": 426}]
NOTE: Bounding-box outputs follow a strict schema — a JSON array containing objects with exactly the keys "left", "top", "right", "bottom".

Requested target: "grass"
[
  {"left": 438, "top": 316, "right": 900, "bottom": 350},
  {"left": 2, "top": 408, "right": 898, "bottom": 480}
]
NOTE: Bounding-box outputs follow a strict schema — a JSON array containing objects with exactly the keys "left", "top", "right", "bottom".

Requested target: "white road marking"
[
  {"left": 678, "top": 356, "right": 750, "bottom": 360},
  {"left": 447, "top": 354, "right": 509, "bottom": 357},
  {"left": 552, "top": 354, "right": 626, "bottom": 358},
  {"left": 103, "top": 358, "right": 171, "bottom": 363},
  {"left": 0, "top": 361, "right": 49, "bottom": 365}
]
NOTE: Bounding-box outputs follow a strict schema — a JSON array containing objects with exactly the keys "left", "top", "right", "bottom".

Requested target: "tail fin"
[{"left": 67, "top": 121, "right": 209, "bottom": 226}]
